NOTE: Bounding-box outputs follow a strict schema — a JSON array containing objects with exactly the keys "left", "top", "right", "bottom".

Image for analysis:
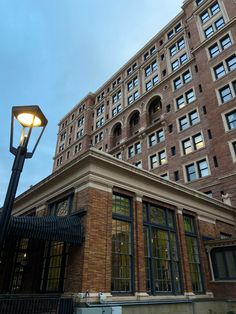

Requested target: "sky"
[{"left": 0, "top": 0, "right": 183, "bottom": 206}]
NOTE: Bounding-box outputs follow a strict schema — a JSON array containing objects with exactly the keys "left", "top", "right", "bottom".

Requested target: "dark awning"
[{"left": 8, "top": 214, "right": 84, "bottom": 245}]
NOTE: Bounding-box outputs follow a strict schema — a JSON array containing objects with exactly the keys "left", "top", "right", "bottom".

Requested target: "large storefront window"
[
  {"left": 111, "top": 194, "right": 133, "bottom": 293},
  {"left": 184, "top": 215, "right": 203, "bottom": 293},
  {"left": 143, "top": 203, "right": 182, "bottom": 295}
]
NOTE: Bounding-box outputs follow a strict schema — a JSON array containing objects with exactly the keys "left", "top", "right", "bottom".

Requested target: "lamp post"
[{"left": 0, "top": 105, "right": 47, "bottom": 249}]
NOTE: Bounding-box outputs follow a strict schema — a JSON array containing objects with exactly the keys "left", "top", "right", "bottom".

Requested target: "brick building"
[
  {"left": 1, "top": 149, "right": 236, "bottom": 313},
  {"left": 53, "top": 0, "right": 236, "bottom": 207}
]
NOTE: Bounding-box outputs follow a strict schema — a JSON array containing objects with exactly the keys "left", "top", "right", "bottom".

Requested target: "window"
[
  {"left": 160, "top": 173, "right": 169, "bottom": 180},
  {"left": 134, "top": 161, "right": 142, "bottom": 168},
  {"left": 229, "top": 140, "right": 236, "bottom": 162},
  {"left": 112, "top": 104, "right": 122, "bottom": 117},
  {"left": 211, "top": 246, "right": 236, "bottom": 280},
  {"left": 76, "top": 128, "right": 84, "bottom": 139},
  {"left": 112, "top": 90, "right": 122, "bottom": 104},
  {"left": 227, "top": 55, "right": 236, "bottom": 71},
  {"left": 150, "top": 150, "right": 167, "bottom": 169},
  {"left": 225, "top": 110, "right": 236, "bottom": 130},
  {"left": 173, "top": 70, "right": 192, "bottom": 90},
  {"left": 169, "top": 37, "right": 185, "bottom": 56},
  {"left": 185, "top": 158, "right": 209, "bottom": 182},
  {"left": 178, "top": 110, "right": 200, "bottom": 131},
  {"left": 167, "top": 22, "right": 182, "bottom": 40},
  {"left": 148, "top": 129, "right": 165, "bottom": 147},
  {"left": 128, "top": 142, "right": 141, "bottom": 158},
  {"left": 146, "top": 75, "right": 159, "bottom": 91},
  {"left": 96, "top": 104, "right": 105, "bottom": 116},
  {"left": 182, "top": 133, "right": 204, "bottom": 155},
  {"left": 184, "top": 215, "right": 203, "bottom": 293},
  {"left": 208, "top": 34, "right": 232, "bottom": 59},
  {"left": 96, "top": 117, "right": 105, "bottom": 129},
  {"left": 176, "top": 88, "right": 195, "bottom": 109},
  {"left": 143, "top": 203, "right": 182, "bottom": 295},
  {"left": 145, "top": 60, "right": 158, "bottom": 77},
  {"left": 127, "top": 76, "right": 138, "bottom": 91},
  {"left": 196, "top": 0, "right": 205, "bottom": 5},
  {"left": 128, "top": 91, "right": 139, "bottom": 105},
  {"left": 218, "top": 80, "right": 236, "bottom": 104},
  {"left": 112, "top": 194, "right": 133, "bottom": 293},
  {"left": 171, "top": 53, "right": 188, "bottom": 71},
  {"left": 200, "top": 2, "right": 220, "bottom": 24},
  {"left": 95, "top": 132, "right": 104, "bottom": 144},
  {"left": 174, "top": 170, "right": 179, "bottom": 181}
]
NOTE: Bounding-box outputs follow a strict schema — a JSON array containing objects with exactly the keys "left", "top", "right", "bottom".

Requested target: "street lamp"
[{"left": 0, "top": 105, "right": 48, "bottom": 248}]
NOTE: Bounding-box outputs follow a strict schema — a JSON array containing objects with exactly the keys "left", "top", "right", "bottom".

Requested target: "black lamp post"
[{"left": 0, "top": 105, "right": 47, "bottom": 249}]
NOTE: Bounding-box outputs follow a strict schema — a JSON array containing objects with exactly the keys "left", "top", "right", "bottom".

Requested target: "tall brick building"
[
  {"left": 53, "top": 0, "right": 236, "bottom": 207},
  {"left": 1, "top": 0, "right": 236, "bottom": 313}
]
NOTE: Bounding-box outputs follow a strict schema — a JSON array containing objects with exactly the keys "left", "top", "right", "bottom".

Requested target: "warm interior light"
[{"left": 17, "top": 113, "right": 42, "bottom": 127}]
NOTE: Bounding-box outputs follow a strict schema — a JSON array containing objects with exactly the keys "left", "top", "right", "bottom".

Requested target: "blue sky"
[{"left": 0, "top": 0, "right": 183, "bottom": 206}]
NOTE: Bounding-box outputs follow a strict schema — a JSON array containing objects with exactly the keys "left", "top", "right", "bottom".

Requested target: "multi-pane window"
[
  {"left": 150, "top": 150, "right": 167, "bottom": 169},
  {"left": 128, "top": 91, "right": 139, "bottom": 105},
  {"left": 127, "top": 76, "right": 138, "bottom": 91},
  {"left": 112, "top": 104, "right": 122, "bottom": 117},
  {"left": 169, "top": 37, "right": 185, "bottom": 57},
  {"left": 149, "top": 129, "right": 165, "bottom": 147},
  {"left": 146, "top": 75, "right": 159, "bottom": 91},
  {"left": 200, "top": 2, "right": 220, "bottom": 24},
  {"left": 178, "top": 110, "right": 200, "bottom": 131},
  {"left": 211, "top": 246, "right": 236, "bottom": 280},
  {"left": 11, "top": 239, "right": 29, "bottom": 292},
  {"left": 185, "top": 158, "right": 209, "bottom": 182},
  {"left": 176, "top": 89, "right": 195, "bottom": 110},
  {"left": 76, "top": 128, "right": 84, "bottom": 139},
  {"left": 143, "top": 203, "right": 182, "bottom": 295},
  {"left": 183, "top": 215, "right": 203, "bottom": 293},
  {"left": 77, "top": 116, "right": 84, "bottom": 127},
  {"left": 214, "top": 54, "right": 236, "bottom": 80},
  {"left": 145, "top": 61, "right": 158, "bottom": 77},
  {"left": 173, "top": 70, "right": 192, "bottom": 90},
  {"left": 218, "top": 81, "right": 236, "bottom": 104},
  {"left": 96, "top": 117, "right": 105, "bottom": 129},
  {"left": 225, "top": 110, "right": 236, "bottom": 130},
  {"left": 95, "top": 132, "right": 104, "bottom": 144},
  {"left": 41, "top": 241, "right": 68, "bottom": 292},
  {"left": 128, "top": 141, "right": 141, "bottom": 158},
  {"left": 143, "top": 46, "right": 157, "bottom": 61},
  {"left": 182, "top": 133, "right": 204, "bottom": 155},
  {"left": 167, "top": 22, "right": 182, "bottom": 40},
  {"left": 204, "top": 15, "right": 225, "bottom": 39},
  {"left": 112, "top": 90, "right": 122, "bottom": 104},
  {"left": 96, "top": 104, "right": 105, "bottom": 116},
  {"left": 74, "top": 142, "right": 82, "bottom": 154},
  {"left": 127, "top": 62, "right": 138, "bottom": 76},
  {"left": 208, "top": 34, "right": 232, "bottom": 58},
  {"left": 112, "top": 194, "right": 133, "bottom": 293},
  {"left": 171, "top": 53, "right": 188, "bottom": 71}
]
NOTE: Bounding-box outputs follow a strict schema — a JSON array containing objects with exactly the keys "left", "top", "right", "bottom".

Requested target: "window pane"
[
  {"left": 197, "top": 159, "right": 209, "bottom": 177},
  {"left": 112, "top": 194, "right": 131, "bottom": 216},
  {"left": 186, "top": 163, "right": 196, "bottom": 181}
]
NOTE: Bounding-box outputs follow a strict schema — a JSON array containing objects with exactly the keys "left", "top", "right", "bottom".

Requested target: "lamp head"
[{"left": 10, "top": 105, "right": 48, "bottom": 158}]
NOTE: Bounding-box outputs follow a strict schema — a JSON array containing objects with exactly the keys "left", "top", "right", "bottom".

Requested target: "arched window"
[{"left": 111, "top": 123, "right": 122, "bottom": 148}]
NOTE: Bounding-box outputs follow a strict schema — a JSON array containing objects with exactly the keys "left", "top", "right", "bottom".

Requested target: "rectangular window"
[
  {"left": 143, "top": 203, "right": 182, "bottom": 295},
  {"left": 181, "top": 133, "right": 204, "bottom": 155},
  {"left": 219, "top": 85, "right": 232, "bottom": 103},
  {"left": 185, "top": 158, "right": 209, "bottom": 182},
  {"left": 214, "top": 63, "right": 225, "bottom": 79},
  {"left": 112, "top": 194, "right": 133, "bottom": 293},
  {"left": 173, "top": 70, "right": 192, "bottom": 90},
  {"left": 176, "top": 89, "right": 195, "bottom": 110},
  {"left": 211, "top": 246, "right": 236, "bottom": 280},
  {"left": 226, "top": 55, "right": 236, "bottom": 72},
  {"left": 149, "top": 129, "right": 165, "bottom": 147},
  {"left": 184, "top": 215, "right": 203, "bottom": 293},
  {"left": 204, "top": 25, "right": 214, "bottom": 38},
  {"left": 208, "top": 34, "right": 232, "bottom": 59},
  {"left": 179, "top": 110, "right": 200, "bottom": 131},
  {"left": 225, "top": 110, "right": 236, "bottom": 130},
  {"left": 158, "top": 150, "right": 167, "bottom": 165},
  {"left": 186, "top": 89, "right": 195, "bottom": 103}
]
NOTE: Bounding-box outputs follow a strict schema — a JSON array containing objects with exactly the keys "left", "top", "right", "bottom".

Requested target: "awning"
[{"left": 7, "top": 214, "right": 84, "bottom": 245}]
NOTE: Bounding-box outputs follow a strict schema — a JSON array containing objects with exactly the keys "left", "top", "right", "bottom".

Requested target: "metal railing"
[{"left": 0, "top": 294, "right": 74, "bottom": 314}]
